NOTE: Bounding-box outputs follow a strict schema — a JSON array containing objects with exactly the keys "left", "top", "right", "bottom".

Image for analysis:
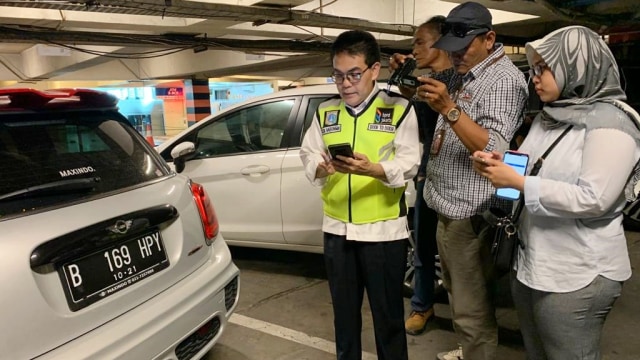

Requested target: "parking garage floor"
[{"left": 205, "top": 231, "right": 640, "bottom": 360}]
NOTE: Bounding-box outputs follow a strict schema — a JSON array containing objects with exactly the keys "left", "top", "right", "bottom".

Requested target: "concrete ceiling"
[{"left": 0, "top": 0, "right": 637, "bottom": 87}]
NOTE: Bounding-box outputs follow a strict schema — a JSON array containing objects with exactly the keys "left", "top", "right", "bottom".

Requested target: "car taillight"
[{"left": 190, "top": 181, "right": 219, "bottom": 245}]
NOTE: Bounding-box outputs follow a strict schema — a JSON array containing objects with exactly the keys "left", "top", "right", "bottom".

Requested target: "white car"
[
  {"left": 157, "top": 84, "right": 425, "bottom": 294},
  {"left": 0, "top": 88, "right": 239, "bottom": 360}
]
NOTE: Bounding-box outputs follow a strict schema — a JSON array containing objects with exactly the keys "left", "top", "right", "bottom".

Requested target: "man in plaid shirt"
[{"left": 414, "top": 2, "right": 528, "bottom": 360}]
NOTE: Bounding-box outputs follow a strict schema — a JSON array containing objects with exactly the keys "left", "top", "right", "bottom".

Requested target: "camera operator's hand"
[
  {"left": 417, "top": 77, "right": 455, "bottom": 115},
  {"left": 389, "top": 53, "right": 407, "bottom": 71},
  {"left": 389, "top": 53, "right": 417, "bottom": 99}
]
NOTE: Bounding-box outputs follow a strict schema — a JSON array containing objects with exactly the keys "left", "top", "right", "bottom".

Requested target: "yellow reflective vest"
[{"left": 318, "top": 90, "right": 412, "bottom": 224}]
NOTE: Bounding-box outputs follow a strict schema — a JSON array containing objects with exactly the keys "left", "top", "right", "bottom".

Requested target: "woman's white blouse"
[{"left": 516, "top": 119, "right": 639, "bottom": 292}]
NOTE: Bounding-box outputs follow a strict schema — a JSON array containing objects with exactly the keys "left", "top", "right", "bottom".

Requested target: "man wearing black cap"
[
  {"left": 414, "top": 2, "right": 528, "bottom": 360},
  {"left": 390, "top": 15, "right": 455, "bottom": 337}
]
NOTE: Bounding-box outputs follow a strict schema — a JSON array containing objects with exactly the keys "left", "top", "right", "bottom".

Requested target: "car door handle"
[{"left": 240, "top": 165, "right": 270, "bottom": 176}]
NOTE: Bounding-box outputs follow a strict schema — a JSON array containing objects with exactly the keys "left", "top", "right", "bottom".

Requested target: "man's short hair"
[
  {"left": 331, "top": 30, "right": 381, "bottom": 67},
  {"left": 420, "top": 15, "right": 446, "bottom": 37}
]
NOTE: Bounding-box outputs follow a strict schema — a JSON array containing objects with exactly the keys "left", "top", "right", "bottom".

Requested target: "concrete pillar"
[{"left": 184, "top": 79, "right": 211, "bottom": 127}]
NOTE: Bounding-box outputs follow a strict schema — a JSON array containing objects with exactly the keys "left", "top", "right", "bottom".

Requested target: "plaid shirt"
[{"left": 424, "top": 44, "right": 529, "bottom": 219}]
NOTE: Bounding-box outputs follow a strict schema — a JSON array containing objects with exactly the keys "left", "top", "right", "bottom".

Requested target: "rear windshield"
[{"left": 0, "top": 110, "right": 169, "bottom": 218}]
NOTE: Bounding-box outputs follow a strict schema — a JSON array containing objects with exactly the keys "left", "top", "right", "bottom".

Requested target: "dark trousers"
[
  {"left": 323, "top": 233, "right": 408, "bottom": 360},
  {"left": 411, "top": 180, "right": 439, "bottom": 312}
]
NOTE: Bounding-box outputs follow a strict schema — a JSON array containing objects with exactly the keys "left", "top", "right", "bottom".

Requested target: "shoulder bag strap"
[{"left": 512, "top": 124, "right": 574, "bottom": 221}]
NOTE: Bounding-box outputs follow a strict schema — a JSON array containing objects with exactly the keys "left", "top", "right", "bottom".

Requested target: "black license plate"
[{"left": 59, "top": 229, "right": 170, "bottom": 311}]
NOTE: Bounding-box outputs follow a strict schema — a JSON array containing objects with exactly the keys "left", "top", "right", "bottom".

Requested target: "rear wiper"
[{"left": 0, "top": 177, "right": 101, "bottom": 202}]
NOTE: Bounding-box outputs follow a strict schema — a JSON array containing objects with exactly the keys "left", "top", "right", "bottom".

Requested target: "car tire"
[
  {"left": 403, "top": 231, "right": 445, "bottom": 300},
  {"left": 623, "top": 199, "right": 640, "bottom": 232},
  {"left": 403, "top": 236, "right": 416, "bottom": 298}
]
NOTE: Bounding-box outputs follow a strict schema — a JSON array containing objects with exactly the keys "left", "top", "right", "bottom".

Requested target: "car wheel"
[
  {"left": 433, "top": 254, "right": 447, "bottom": 303},
  {"left": 403, "top": 234, "right": 416, "bottom": 298},
  {"left": 403, "top": 230, "right": 446, "bottom": 300},
  {"left": 623, "top": 199, "right": 640, "bottom": 232}
]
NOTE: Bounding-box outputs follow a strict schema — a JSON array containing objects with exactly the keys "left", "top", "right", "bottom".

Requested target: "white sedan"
[{"left": 156, "top": 84, "right": 424, "bottom": 294}]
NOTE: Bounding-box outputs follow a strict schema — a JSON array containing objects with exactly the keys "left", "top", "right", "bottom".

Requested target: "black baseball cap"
[{"left": 433, "top": 2, "right": 493, "bottom": 52}]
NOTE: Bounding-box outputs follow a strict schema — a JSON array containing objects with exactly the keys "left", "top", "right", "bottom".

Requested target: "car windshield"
[{"left": 0, "top": 110, "right": 168, "bottom": 217}]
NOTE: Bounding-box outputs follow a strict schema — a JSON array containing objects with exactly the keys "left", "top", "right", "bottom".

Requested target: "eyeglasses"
[
  {"left": 331, "top": 67, "right": 370, "bottom": 84},
  {"left": 441, "top": 22, "right": 489, "bottom": 38},
  {"left": 529, "top": 62, "right": 549, "bottom": 78}
]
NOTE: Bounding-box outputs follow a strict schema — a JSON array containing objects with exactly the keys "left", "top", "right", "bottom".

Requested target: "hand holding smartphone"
[
  {"left": 495, "top": 150, "right": 529, "bottom": 201},
  {"left": 327, "top": 143, "right": 355, "bottom": 161}
]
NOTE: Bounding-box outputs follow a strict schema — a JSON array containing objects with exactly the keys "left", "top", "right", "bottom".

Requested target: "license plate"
[{"left": 59, "top": 229, "right": 170, "bottom": 311}]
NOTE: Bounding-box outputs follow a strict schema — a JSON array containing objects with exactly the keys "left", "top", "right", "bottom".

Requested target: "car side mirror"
[{"left": 170, "top": 141, "right": 195, "bottom": 174}]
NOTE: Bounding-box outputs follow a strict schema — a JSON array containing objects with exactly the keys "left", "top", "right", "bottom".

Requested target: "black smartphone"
[
  {"left": 328, "top": 143, "right": 354, "bottom": 160},
  {"left": 495, "top": 150, "right": 529, "bottom": 201}
]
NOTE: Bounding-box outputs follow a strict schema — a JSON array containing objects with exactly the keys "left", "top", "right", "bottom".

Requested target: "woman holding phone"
[{"left": 471, "top": 25, "right": 640, "bottom": 359}]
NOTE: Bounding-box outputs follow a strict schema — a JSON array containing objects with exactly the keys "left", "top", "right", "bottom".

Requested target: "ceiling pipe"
[
  {"left": 533, "top": 0, "right": 637, "bottom": 29},
  {"left": 0, "top": 25, "right": 411, "bottom": 56},
  {"left": 0, "top": 0, "right": 416, "bottom": 37}
]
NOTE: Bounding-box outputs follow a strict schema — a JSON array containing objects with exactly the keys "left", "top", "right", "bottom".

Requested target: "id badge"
[{"left": 430, "top": 127, "right": 446, "bottom": 155}]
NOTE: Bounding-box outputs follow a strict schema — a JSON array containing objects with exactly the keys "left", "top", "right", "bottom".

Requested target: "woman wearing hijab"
[{"left": 470, "top": 25, "right": 640, "bottom": 359}]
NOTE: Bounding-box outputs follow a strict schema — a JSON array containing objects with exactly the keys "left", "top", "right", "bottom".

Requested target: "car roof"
[
  {"left": 244, "top": 82, "right": 398, "bottom": 98},
  {"left": 201, "top": 82, "right": 398, "bottom": 120},
  {"left": 156, "top": 82, "right": 400, "bottom": 152},
  {"left": 220, "top": 84, "right": 338, "bottom": 112},
  {"left": 0, "top": 88, "right": 118, "bottom": 112}
]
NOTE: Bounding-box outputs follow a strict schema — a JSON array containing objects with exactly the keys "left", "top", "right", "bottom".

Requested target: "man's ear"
[
  {"left": 485, "top": 31, "right": 496, "bottom": 51},
  {"left": 370, "top": 61, "right": 381, "bottom": 81}
]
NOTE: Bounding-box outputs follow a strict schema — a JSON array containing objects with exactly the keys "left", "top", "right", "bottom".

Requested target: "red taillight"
[{"left": 190, "top": 181, "right": 219, "bottom": 245}]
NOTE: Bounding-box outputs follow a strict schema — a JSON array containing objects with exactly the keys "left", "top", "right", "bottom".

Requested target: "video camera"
[{"left": 388, "top": 57, "right": 420, "bottom": 88}]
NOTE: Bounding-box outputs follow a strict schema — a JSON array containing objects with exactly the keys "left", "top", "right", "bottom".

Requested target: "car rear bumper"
[{"left": 35, "top": 237, "right": 240, "bottom": 360}]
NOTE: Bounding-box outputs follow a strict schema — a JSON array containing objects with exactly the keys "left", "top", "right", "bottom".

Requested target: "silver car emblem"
[{"left": 107, "top": 220, "right": 133, "bottom": 234}]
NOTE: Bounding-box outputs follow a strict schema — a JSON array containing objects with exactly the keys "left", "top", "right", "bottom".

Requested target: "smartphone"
[
  {"left": 495, "top": 150, "right": 529, "bottom": 201},
  {"left": 328, "top": 143, "right": 354, "bottom": 160}
]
